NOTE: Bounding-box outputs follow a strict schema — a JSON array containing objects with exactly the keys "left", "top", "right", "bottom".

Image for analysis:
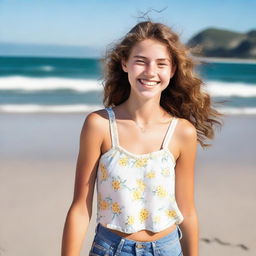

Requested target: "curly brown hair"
[{"left": 101, "top": 21, "right": 224, "bottom": 148}]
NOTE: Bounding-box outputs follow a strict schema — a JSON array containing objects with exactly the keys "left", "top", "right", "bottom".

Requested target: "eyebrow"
[{"left": 133, "top": 55, "right": 171, "bottom": 62}]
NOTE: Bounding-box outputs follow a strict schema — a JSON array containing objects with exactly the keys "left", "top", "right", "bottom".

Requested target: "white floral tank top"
[{"left": 96, "top": 107, "right": 184, "bottom": 234}]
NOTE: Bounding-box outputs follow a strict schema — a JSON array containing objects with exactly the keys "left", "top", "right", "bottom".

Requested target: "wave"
[
  {"left": 0, "top": 76, "right": 256, "bottom": 97},
  {"left": 204, "top": 81, "right": 256, "bottom": 97},
  {"left": 0, "top": 65, "right": 55, "bottom": 72},
  {"left": 0, "top": 104, "right": 104, "bottom": 113},
  {"left": 1, "top": 104, "right": 256, "bottom": 115},
  {"left": 0, "top": 76, "right": 102, "bottom": 92}
]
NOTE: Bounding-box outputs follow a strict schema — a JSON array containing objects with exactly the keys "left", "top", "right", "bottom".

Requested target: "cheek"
[
  {"left": 160, "top": 69, "right": 172, "bottom": 80},
  {"left": 129, "top": 65, "right": 144, "bottom": 78}
]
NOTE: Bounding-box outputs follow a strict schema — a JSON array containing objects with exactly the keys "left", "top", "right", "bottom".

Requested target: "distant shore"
[{"left": 194, "top": 56, "right": 256, "bottom": 64}]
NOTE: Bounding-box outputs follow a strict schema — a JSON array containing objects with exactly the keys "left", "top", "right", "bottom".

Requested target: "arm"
[
  {"left": 61, "top": 112, "right": 104, "bottom": 256},
  {"left": 175, "top": 119, "right": 199, "bottom": 256}
]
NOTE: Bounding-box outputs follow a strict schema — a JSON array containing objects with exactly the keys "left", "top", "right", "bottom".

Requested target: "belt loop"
[
  {"left": 151, "top": 241, "right": 157, "bottom": 256},
  {"left": 115, "top": 238, "right": 125, "bottom": 256},
  {"left": 177, "top": 225, "right": 183, "bottom": 240}
]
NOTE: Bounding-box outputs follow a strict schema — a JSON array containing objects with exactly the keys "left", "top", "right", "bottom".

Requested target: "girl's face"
[{"left": 121, "top": 39, "right": 176, "bottom": 100}]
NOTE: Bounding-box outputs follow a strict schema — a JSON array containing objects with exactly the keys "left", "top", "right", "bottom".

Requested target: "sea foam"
[
  {"left": 0, "top": 76, "right": 256, "bottom": 97},
  {"left": 0, "top": 76, "right": 103, "bottom": 92},
  {"left": 1, "top": 104, "right": 256, "bottom": 115},
  {"left": 0, "top": 104, "right": 104, "bottom": 113},
  {"left": 205, "top": 81, "right": 256, "bottom": 97}
]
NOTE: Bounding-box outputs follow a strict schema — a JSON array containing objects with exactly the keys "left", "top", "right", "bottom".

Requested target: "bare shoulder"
[
  {"left": 176, "top": 117, "right": 198, "bottom": 143},
  {"left": 81, "top": 108, "right": 108, "bottom": 136}
]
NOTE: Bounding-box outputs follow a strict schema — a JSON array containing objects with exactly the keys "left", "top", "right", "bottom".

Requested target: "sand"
[{"left": 0, "top": 112, "right": 255, "bottom": 256}]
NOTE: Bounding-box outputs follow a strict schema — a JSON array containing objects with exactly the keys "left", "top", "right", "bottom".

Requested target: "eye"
[
  {"left": 158, "top": 63, "right": 167, "bottom": 66},
  {"left": 135, "top": 60, "right": 145, "bottom": 64}
]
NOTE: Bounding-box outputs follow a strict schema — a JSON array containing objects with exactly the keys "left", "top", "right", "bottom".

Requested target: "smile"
[{"left": 138, "top": 79, "right": 160, "bottom": 86}]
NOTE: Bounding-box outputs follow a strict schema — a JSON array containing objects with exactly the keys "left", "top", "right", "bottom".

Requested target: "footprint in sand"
[
  {"left": 0, "top": 247, "right": 6, "bottom": 256},
  {"left": 200, "top": 237, "right": 249, "bottom": 251}
]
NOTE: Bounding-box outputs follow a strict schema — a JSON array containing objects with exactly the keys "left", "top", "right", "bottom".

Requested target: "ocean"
[{"left": 0, "top": 56, "right": 256, "bottom": 114}]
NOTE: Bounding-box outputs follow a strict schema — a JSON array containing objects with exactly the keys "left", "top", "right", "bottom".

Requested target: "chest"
[
  {"left": 97, "top": 149, "right": 176, "bottom": 190},
  {"left": 104, "top": 119, "right": 179, "bottom": 155}
]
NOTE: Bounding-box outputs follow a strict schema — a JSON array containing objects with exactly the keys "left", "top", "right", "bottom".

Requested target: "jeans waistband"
[{"left": 94, "top": 223, "right": 182, "bottom": 249}]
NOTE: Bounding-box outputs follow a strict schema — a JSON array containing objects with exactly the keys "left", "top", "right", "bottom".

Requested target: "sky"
[{"left": 0, "top": 0, "right": 255, "bottom": 51}]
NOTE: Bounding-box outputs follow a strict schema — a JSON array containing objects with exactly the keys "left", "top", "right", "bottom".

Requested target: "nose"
[{"left": 144, "top": 62, "right": 157, "bottom": 77}]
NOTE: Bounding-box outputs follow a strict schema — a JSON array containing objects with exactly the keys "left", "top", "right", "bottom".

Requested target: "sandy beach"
[{"left": 0, "top": 112, "right": 255, "bottom": 256}]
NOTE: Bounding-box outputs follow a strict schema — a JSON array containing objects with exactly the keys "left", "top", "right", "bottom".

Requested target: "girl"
[{"left": 61, "top": 21, "right": 223, "bottom": 256}]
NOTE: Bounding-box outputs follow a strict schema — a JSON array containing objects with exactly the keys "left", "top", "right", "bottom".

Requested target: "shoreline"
[
  {"left": 194, "top": 56, "right": 256, "bottom": 64},
  {"left": 1, "top": 107, "right": 256, "bottom": 115}
]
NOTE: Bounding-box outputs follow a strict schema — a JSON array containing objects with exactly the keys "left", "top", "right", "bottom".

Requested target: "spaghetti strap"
[
  {"left": 105, "top": 107, "right": 119, "bottom": 148},
  {"left": 162, "top": 117, "right": 178, "bottom": 149}
]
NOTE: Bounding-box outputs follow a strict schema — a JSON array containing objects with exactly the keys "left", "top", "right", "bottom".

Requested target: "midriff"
[{"left": 101, "top": 223, "right": 177, "bottom": 242}]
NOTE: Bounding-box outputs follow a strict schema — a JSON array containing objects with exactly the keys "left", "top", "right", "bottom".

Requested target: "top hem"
[{"left": 98, "top": 219, "right": 183, "bottom": 234}]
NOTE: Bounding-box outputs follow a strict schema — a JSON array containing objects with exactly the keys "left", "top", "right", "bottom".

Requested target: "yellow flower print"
[
  {"left": 166, "top": 210, "right": 177, "bottom": 218},
  {"left": 126, "top": 216, "right": 135, "bottom": 225},
  {"left": 155, "top": 185, "right": 168, "bottom": 198},
  {"left": 134, "top": 158, "right": 148, "bottom": 168},
  {"left": 118, "top": 157, "right": 129, "bottom": 166},
  {"left": 100, "top": 163, "right": 107, "bottom": 172},
  {"left": 112, "top": 202, "right": 122, "bottom": 214},
  {"left": 100, "top": 200, "right": 109, "bottom": 210},
  {"left": 99, "top": 163, "right": 108, "bottom": 181},
  {"left": 161, "top": 168, "right": 170, "bottom": 176},
  {"left": 136, "top": 179, "right": 146, "bottom": 192},
  {"left": 132, "top": 189, "right": 142, "bottom": 200},
  {"left": 112, "top": 179, "right": 121, "bottom": 191},
  {"left": 102, "top": 172, "right": 108, "bottom": 180},
  {"left": 139, "top": 208, "right": 149, "bottom": 222},
  {"left": 146, "top": 171, "right": 156, "bottom": 179},
  {"left": 153, "top": 216, "right": 161, "bottom": 223}
]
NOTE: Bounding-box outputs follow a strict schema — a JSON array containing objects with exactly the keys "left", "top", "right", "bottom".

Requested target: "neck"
[{"left": 123, "top": 97, "right": 167, "bottom": 125}]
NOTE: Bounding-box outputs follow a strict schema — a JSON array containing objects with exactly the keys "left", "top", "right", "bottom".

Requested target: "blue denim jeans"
[{"left": 89, "top": 223, "right": 183, "bottom": 256}]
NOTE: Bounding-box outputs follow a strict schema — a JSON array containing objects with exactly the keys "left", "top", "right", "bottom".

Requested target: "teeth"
[{"left": 140, "top": 79, "right": 159, "bottom": 86}]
